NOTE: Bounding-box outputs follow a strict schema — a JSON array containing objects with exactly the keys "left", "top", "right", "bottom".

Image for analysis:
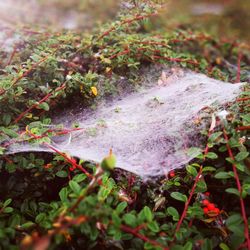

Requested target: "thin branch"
[
  {"left": 13, "top": 82, "right": 66, "bottom": 124},
  {"left": 223, "top": 128, "right": 250, "bottom": 249}
]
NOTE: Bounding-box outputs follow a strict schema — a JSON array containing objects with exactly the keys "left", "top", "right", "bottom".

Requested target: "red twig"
[
  {"left": 152, "top": 55, "right": 198, "bottom": 66},
  {"left": 236, "top": 52, "right": 243, "bottom": 83},
  {"left": 77, "top": 12, "right": 158, "bottom": 54},
  {"left": 6, "top": 45, "right": 17, "bottom": 66},
  {"left": 120, "top": 224, "right": 169, "bottom": 250},
  {"left": 108, "top": 47, "right": 199, "bottom": 66},
  {"left": 43, "top": 143, "right": 94, "bottom": 179},
  {"left": 174, "top": 166, "right": 203, "bottom": 235},
  {"left": 25, "top": 129, "right": 94, "bottom": 180},
  {"left": 97, "top": 12, "right": 158, "bottom": 42},
  {"left": 1, "top": 51, "right": 57, "bottom": 97},
  {"left": 174, "top": 115, "right": 216, "bottom": 237},
  {"left": 236, "top": 97, "right": 250, "bottom": 102},
  {"left": 2, "top": 127, "right": 82, "bottom": 149},
  {"left": 236, "top": 126, "right": 250, "bottom": 131},
  {"left": 223, "top": 129, "right": 250, "bottom": 249},
  {"left": 13, "top": 82, "right": 66, "bottom": 124},
  {"left": 134, "top": 37, "right": 197, "bottom": 48},
  {"left": 109, "top": 49, "right": 130, "bottom": 59}
]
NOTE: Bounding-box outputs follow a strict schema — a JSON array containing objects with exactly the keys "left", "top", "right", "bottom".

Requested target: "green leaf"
[
  {"left": 72, "top": 173, "right": 87, "bottom": 183},
  {"left": 98, "top": 185, "right": 112, "bottom": 202},
  {"left": 35, "top": 213, "right": 46, "bottom": 223},
  {"left": 186, "top": 165, "right": 197, "bottom": 176},
  {"left": 123, "top": 213, "right": 136, "bottom": 227},
  {"left": 208, "top": 132, "right": 222, "bottom": 142},
  {"left": 228, "top": 224, "right": 245, "bottom": 237},
  {"left": 214, "top": 171, "right": 232, "bottom": 179},
  {"left": 187, "top": 147, "right": 202, "bottom": 157},
  {"left": 170, "top": 192, "right": 187, "bottom": 202},
  {"left": 20, "top": 221, "right": 35, "bottom": 229},
  {"left": 3, "top": 199, "right": 12, "bottom": 207},
  {"left": 219, "top": 145, "right": 227, "bottom": 152},
  {"left": 147, "top": 221, "right": 160, "bottom": 233},
  {"left": 112, "top": 213, "right": 121, "bottom": 227},
  {"left": 69, "top": 180, "right": 81, "bottom": 194},
  {"left": 183, "top": 241, "right": 192, "bottom": 250},
  {"left": 0, "top": 127, "right": 18, "bottom": 138},
  {"left": 187, "top": 206, "right": 204, "bottom": 217},
  {"left": 196, "top": 180, "right": 207, "bottom": 192},
  {"left": 0, "top": 147, "right": 5, "bottom": 155},
  {"left": 202, "top": 166, "right": 216, "bottom": 172},
  {"left": 116, "top": 202, "right": 127, "bottom": 214},
  {"left": 6, "top": 163, "right": 16, "bottom": 173},
  {"left": 241, "top": 114, "right": 250, "bottom": 124},
  {"left": 2, "top": 114, "right": 11, "bottom": 125},
  {"left": 39, "top": 102, "right": 50, "bottom": 111},
  {"left": 4, "top": 207, "right": 13, "bottom": 213},
  {"left": 167, "top": 206, "right": 179, "bottom": 221},
  {"left": 219, "top": 243, "right": 230, "bottom": 250},
  {"left": 56, "top": 170, "right": 68, "bottom": 178},
  {"left": 225, "top": 188, "right": 240, "bottom": 197},
  {"left": 205, "top": 152, "right": 218, "bottom": 159},
  {"left": 143, "top": 206, "right": 153, "bottom": 222},
  {"left": 59, "top": 187, "right": 68, "bottom": 202},
  {"left": 9, "top": 214, "right": 21, "bottom": 227},
  {"left": 226, "top": 214, "right": 243, "bottom": 227},
  {"left": 243, "top": 183, "right": 250, "bottom": 195},
  {"left": 228, "top": 137, "right": 241, "bottom": 148},
  {"left": 235, "top": 163, "right": 245, "bottom": 172},
  {"left": 235, "top": 151, "right": 249, "bottom": 162}
]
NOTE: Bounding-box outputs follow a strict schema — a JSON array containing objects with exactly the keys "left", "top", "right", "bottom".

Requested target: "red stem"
[
  {"left": 120, "top": 224, "right": 169, "bottom": 250},
  {"left": 223, "top": 129, "right": 250, "bottom": 249},
  {"left": 13, "top": 83, "right": 66, "bottom": 124},
  {"left": 236, "top": 97, "right": 250, "bottom": 102},
  {"left": 174, "top": 166, "right": 203, "bottom": 234},
  {"left": 236, "top": 126, "right": 250, "bottom": 131},
  {"left": 6, "top": 46, "right": 17, "bottom": 66},
  {"left": 1, "top": 50, "right": 57, "bottom": 97},
  {"left": 152, "top": 55, "right": 198, "bottom": 66},
  {"left": 174, "top": 117, "right": 215, "bottom": 237},
  {"left": 236, "top": 52, "right": 242, "bottom": 83},
  {"left": 108, "top": 48, "right": 199, "bottom": 66},
  {"left": 97, "top": 12, "right": 158, "bottom": 42},
  {"left": 25, "top": 129, "right": 94, "bottom": 180},
  {"left": 43, "top": 143, "right": 94, "bottom": 180}
]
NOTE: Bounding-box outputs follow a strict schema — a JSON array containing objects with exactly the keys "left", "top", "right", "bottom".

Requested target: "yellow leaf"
[
  {"left": 91, "top": 86, "right": 98, "bottom": 96},
  {"left": 80, "top": 85, "right": 84, "bottom": 93},
  {"left": 21, "top": 235, "right": 32, "bottom": 247},
  {"left": 202, "top": 218, "right": 216, "bottom": 223},
  {"left": 25, "top": 113, "right": 33, "bottom": 119},
  {"left": 103, "top": 58, "right": 111, "bottom": 64},
  {"left": 100, "top": 55, "right": 111, "bottom": 64},
  {"left": 53, "top": 222, "right": 61, "bottom": 228},
  {"left": 106, "top": 67, "right": 112, "bottom": 73}
]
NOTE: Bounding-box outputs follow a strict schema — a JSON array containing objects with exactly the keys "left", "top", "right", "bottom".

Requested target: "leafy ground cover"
[{"left": 0, "top": 1, "right": 249, "bottom": 249}]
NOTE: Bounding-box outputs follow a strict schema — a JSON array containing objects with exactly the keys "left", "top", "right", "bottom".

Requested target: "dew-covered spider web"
[{"left": 6, "top": 66, "right": 244, "bottom": 179}]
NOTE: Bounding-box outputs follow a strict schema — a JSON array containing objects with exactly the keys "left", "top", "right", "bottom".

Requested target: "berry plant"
[{"left": 0, "top": 1, "right": 249, "bottom": 249}]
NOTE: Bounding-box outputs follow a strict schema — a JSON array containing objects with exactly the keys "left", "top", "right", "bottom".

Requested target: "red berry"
[
  {"left": 202, "top": 199, "right": 210, "bottom": 206},
  {"left": 213, "top": 208, "right": 220, "bottom": 215},
  {"left": 69, "top": 166, "right": 76, "bottom": 171},
  {"left": 205, "top": 192, "right": 210, "bottom": 196},
  {"left": 203, "top": 207, "right": 209, "bottom": 214},
  {"left": 207, "top": 203, "right": 216, "bottom": 211},
  {"left": 169, "top": 170, "right": 175, "bottom": 178}
]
